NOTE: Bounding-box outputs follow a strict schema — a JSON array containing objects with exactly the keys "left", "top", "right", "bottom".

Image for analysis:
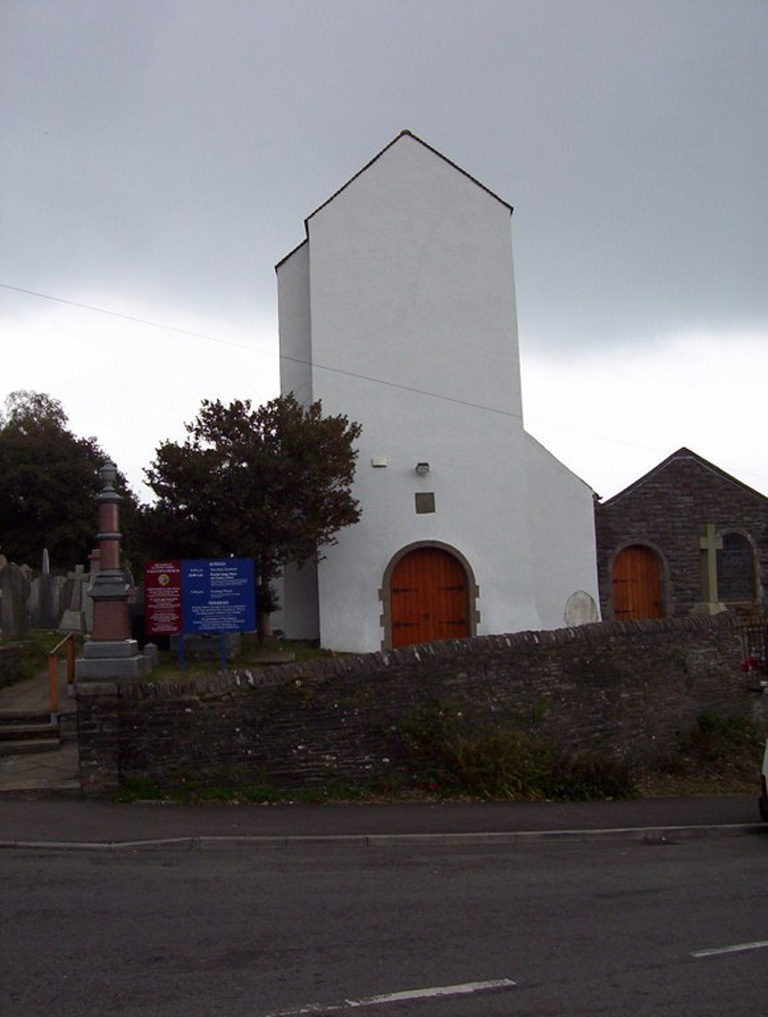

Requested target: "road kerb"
[{"left": 0, "top": 822, "right": 763, "bottom": 852}]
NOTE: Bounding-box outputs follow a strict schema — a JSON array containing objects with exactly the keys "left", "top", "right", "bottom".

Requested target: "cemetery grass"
[
  {"left": 146, "top": 640, "right": 333, "bottom": 682},
  {"left": 0, "top": 629, "right": 78, "bottom": 684}
]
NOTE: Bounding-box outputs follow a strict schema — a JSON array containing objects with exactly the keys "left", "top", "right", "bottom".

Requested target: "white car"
[{"left": 761, "top": 739, "right": 768, "bottom": 822}]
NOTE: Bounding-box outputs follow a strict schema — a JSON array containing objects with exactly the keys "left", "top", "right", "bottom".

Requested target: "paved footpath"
[{"left": 0, "top": 794, "right": 765, "bottom": 850}]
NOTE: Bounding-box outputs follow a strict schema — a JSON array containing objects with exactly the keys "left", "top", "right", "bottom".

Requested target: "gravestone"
[
  {"left": 60, "top": 564, "right": 88, "bottom": 632},
  {"left": 564, "top": 590, "right": 600, "bottom": 626},
  {"left": 31, "top": 574, "right": 64, "bottom": 629},
  {"left": 88, "top": 548, "right": 101, "bottom": 573},
  {"left": 27, "top": 572, "right": 40, "bottom": 626},
  {"left": 27, "top": 548, "right": 53, "bottom": 628},
  {"left": 0, "top": 563, "right": 31, "bottom": 639}
]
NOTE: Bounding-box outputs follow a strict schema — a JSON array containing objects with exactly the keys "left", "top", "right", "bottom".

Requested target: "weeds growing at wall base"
[
  {"left": 641, "top": 711, "right": 765, "bottom": 794},
  {"left": 395, "top": 703, "right": 639, "bottom": 801},
  {"left": 110, "top": 707, "right": 763, "bottom": 805}
]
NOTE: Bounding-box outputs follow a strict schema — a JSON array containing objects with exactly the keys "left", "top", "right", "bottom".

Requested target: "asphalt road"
[{"left": 3, "top": 832, "right": 766, "bottom": 1016}]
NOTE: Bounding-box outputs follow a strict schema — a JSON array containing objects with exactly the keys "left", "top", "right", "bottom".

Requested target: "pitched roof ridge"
[
  {"left": 601, "top": 446, "right": 767, "bottom": 506},
  {"left": 304, "top": 130, "right": 514, "bottom": 228},
  {"left": 274, "top": 236, "right": 307, "bottom": 271}
]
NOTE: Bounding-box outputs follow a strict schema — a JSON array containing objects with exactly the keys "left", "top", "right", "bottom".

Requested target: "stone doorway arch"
[{"left": 380, "top": 542, "right": 478, "bottom": 649}]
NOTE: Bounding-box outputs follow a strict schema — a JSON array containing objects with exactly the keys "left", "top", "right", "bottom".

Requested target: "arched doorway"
[
  {"left": 612, "top": 545, "right": 663, "bottom": 620},
  {"left": 388, "top": 546, "right": 470, "bottom": 648}
]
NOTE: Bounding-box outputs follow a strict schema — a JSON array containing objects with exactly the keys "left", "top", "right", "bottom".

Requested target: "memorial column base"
[{"left": 75, "top": 638, "right": 152, "bottom": 681}]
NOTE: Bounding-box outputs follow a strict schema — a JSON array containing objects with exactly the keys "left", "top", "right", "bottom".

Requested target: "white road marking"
[
  {"left": 692, "top": 939, "right": 768, "bottom": 959},
  {"left": 266, "top": 978, "right": 517, "bottom": 1016}
]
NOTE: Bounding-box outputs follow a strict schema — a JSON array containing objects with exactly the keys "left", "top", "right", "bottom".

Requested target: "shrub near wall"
[{"left": 76, "top": 614, "right": 754, "bottom": 796}]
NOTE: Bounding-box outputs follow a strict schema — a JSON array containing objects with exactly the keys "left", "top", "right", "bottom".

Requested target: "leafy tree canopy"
[
  {"left": 1, "top": 390, "right": 69, "bottom": 431},
  {"left": 141, "top": 395, "right": 362, "bottom": 606},
  {"left": 0, "top": 390, "right": 139, "bottom": 570}
]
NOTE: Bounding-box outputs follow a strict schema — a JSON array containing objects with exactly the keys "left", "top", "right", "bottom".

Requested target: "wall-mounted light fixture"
[{"left": 415, "top": 462, "right": 430, "bottom": 476}]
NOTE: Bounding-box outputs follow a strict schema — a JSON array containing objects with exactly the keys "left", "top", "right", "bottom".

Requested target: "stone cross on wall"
[{"left": 691, "top": 522, "right": 727, "bottom": 616}]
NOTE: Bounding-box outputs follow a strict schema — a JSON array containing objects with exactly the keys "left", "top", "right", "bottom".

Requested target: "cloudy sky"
[{"left": 2, "top": 0, "right": 766, "bottom": 503}]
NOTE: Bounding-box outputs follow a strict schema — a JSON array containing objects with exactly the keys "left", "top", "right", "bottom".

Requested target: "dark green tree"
[
  {"left": 0, "top": 390, "right": 139, "bottom": 569},
  {"left": 141, "top": 394, "right": 362, "bottom": 613}
]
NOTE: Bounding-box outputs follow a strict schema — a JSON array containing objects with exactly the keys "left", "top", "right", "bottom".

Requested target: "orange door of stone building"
[
  {"left": 390, "top": 548, "right": 469, "bottom": 647},
  {"left": 612, "top": 545, "right": 662, "bottom": 619}
]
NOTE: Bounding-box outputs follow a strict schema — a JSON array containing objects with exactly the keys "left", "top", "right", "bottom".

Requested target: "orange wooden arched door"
[
  {"left": 612, "top": 545, "right": 663, "bottom": 620},
  {"left": 390, "top": 547, "right": 469, "bottom": 648}
]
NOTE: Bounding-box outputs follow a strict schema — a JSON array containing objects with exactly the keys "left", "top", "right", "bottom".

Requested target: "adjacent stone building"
[
  {"left": 274, "top": 131, "right": 600, "bottom": 653},
  {"left": 595, "top": 447, "right": 768, "bottom": 620}
]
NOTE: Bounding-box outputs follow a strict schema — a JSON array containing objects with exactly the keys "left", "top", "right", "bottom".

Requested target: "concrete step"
[
  {"left": 0, "top": 710, "right": 61, "bottom": 754},
  {"left": 0, "top": 737, "right": 61, "bottom": 756},
  {"left": 0, "top": 722, "right": 59, "bottom": 741},
  {"left": 0, "top": 710, "right": 52, "bottom": 726}
]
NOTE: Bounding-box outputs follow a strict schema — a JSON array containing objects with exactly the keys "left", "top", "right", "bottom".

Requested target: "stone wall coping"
[
  {"left": 117, "top": 614, "right": 745, "bottom": 703},
  {"left": 75, "top": 681, "right": 121, "bottom": 697}
]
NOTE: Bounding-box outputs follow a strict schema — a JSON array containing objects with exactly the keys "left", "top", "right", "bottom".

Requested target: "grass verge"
[
  {"left": 142, "top": 638, "right": 335, "bottom": 683},
  {"left": 0, "top": 630, "right": 80, "bottom": 685}
]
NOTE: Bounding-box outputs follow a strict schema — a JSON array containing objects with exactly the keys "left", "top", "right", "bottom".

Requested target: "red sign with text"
[{"left": 144, "top": 561, "right": 183, "bottom": 635}]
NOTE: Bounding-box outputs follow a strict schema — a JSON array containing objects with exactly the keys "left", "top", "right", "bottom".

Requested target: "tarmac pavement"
[
  {"left": 1, "top": 664, "right": 765, "bottom": 851},
  {"left": 1, "top": 791, "right": 764, "bottom": 852}
]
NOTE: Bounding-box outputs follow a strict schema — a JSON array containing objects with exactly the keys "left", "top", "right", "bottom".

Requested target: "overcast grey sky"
[{"left": 2, "top": 0, "right": 766, "bottom": 502}]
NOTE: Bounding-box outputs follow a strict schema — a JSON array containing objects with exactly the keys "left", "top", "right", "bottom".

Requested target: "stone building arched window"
[{"left": 716, "top": 532, "right": 755, "bottom": 600}]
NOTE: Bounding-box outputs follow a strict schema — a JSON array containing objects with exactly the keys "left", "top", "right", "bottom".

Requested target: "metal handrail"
[{"left": 48, "top": 633, "right": 75, "bottom": 718}]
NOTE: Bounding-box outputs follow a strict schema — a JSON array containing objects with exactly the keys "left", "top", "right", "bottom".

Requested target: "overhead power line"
[
  {"left": 4, "top": 280, "right": 766, "bottom": 488},
  {"left": 0, "top": 282, "right": 242, "bottom": 347},
  {"left": 0, "top": 281, "right": 524, "bottom": 421}
]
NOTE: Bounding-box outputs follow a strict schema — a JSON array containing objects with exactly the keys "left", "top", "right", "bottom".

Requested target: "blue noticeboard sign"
[{"left": 181, "top": 559, "right": 256, "bottom": 634}]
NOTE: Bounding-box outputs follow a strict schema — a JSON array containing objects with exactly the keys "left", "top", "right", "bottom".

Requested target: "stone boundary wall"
[
  {"left": 0, "top": 644, "right": 22, "bottom": 689},
  {"left": 76, "top": 615, "right": 760, "bottom": 795}
]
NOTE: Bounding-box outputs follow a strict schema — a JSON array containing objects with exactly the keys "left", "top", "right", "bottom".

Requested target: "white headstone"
[{"left": 564, "top": 590, "right": 599, "bottom": 626}]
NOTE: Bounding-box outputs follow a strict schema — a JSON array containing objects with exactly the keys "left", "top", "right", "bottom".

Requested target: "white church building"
[{"left": 274, "top": 131, "right": 599, "bottom": 654}]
